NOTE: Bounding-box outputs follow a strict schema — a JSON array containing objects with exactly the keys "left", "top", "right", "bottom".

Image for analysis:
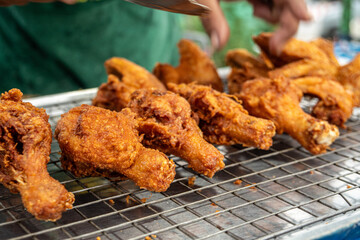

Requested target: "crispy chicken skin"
[
  {"left": 0, "top": 89, "right": 74, "bottom": 221},
  {"left": 310, "top": 38, "right": 340, "bottom": 67},
  {"left": 93, "top": 58, "right": 166, "bottom": 110},
  {"left": 105, "top": 57, "right": 166, "bottom": 90},
  {"left": 226, "top": 49, "right": 270, "bottom": 94},
  {"left": 253, "top": 33, "right": 338, "bottom": 79},
  {"left": 128, "top": 89, "right": 225, "bottom": 177},
  {"left": 227, "top": 68, "right": 255, "bottom": 94},
  {"left": 153, "top": 39, "right": 223, "bottom": 92},
  {"left": 55, "top": 105, "right": 175, "bottom": 192},
  {"left": 226, "top": 49, "right": 270, "bottom": 71},
  {"left": 239, "top": 78, "right": 339, "bottom": 155},
  {"left": 293, "top": 77, "right": 353, "bottom": 128},
  {"left": 167, "top": 83, "right": 276, "bottom": 150},
  {"left": 92, "top": 74, "right": 132, "bottom": 111},
  {"left": 337, "top": 54, "right": 360, "bottom": 107}
]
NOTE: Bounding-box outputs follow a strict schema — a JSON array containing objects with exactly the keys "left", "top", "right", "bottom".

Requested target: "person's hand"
[
  {"left": 198, "top": 0, "right": 230, "bottom": 53},
  {"left": 0, "top": 0, "right": 76, "bottom": 6},
  {"left": 248, "top": 0, "right": 312, "bottom": 55}
]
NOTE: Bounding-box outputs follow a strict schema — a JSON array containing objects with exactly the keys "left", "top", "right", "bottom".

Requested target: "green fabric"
[{"left": 0, "top": 1, "right": 181, "bottom": 95}]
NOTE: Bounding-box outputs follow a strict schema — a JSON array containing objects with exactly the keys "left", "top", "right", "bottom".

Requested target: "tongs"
[{"left": 124, "top": 0, "right": 210, "bottom": 16}]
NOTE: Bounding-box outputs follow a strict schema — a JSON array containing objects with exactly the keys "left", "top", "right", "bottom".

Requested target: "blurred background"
[{"left": 180, "top": 0, "right": 360, "bottom": 66}]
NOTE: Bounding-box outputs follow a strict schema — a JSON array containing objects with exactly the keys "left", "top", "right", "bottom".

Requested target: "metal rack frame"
[{"left": 1, "top": 76, "right": 360, "bottom": 240}]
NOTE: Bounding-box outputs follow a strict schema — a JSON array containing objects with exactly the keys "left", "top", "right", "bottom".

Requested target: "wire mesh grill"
[{"left": 1, "top": 87, "right": 360, "bottom": 240}]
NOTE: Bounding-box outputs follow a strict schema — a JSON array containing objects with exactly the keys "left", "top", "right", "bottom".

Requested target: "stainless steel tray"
[{"left": 1, "top": 69, "right": 360, "bottom": 240}]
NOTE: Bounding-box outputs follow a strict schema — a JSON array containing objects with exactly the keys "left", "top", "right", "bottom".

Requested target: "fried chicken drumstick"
[
  {"left": 93, "top": 57, "right": 166, "bottom": 110},
  {"left": 225, "top": 47, "right": 352, "bottom": 128},
  {"left": 128, "top": 89, "right": 225, "bottom": 178},
  {"left": 293, "top": 77, "right": 353, "bottom": 128},
  {"left": 0, "top": 89, "right": 74, "bottom": 221},
  {"left": 55, "top": 105, "right": 175, "bottom": 192},
  {"left": 153, "top": 39, "right": 223, "bottom": 91},
  {"left": 167, "top": 83, "right": 276, "bottom": 150},
  {"left": 239, "top": 78, "right": 339, "bottom": 155}
]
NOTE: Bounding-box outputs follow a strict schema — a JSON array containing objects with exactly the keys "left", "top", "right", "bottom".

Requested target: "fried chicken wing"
[
  {"left": 93, "top": 57, "right": 166, "bottom": 110},
  {"left": 167, "top": 83, "right": 276, "bottom": 150},
  {"left": 128, "top": 89, "right": 224, "bottom": 177},
  {"left": 239, "top": 78, "right": 339, "bottom": 155},
  {"left": 253, "top": 33, "right": 338, "bottom": 79},
  {"left": 336, "top": 54, "right": 360, "bottom": 106},
  {"left": 153, "top": 39, "right": 223, "bottom": 91},
  {"left": 293, "top": 77, "right": 353, "bottom": 128},
  {"left": 55, "top": 105, "right": 175, "bottom": 192},
  {"left": 0, "top": 89, "right": 74, "bottom": 221}
]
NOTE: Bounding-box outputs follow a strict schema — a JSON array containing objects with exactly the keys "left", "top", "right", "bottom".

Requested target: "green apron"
[{"left": 0, "top": 1, "right": 181, "bottom": 95}]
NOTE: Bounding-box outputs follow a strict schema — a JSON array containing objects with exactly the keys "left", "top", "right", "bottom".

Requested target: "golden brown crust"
[
  {"left": 226, "top": 36, "right": 352, "bottom": 128},
  {"left": 310, "top": 38, "right": 340, "bottom": 67},
  {"left": 336, "top": 54, "right": 360, "bottom": 107},
  {"left": 93, "top": 57, "right": 166, "bottom": 111},
  {"left": 293, "top": 77, "right": 353, "bottom": 128},
  {"left": 226, "top": 49, "right": 269, "bottom": 71},
  {"left": 105, "top": 57, "right": 166, "bottom": 90},
  {"left": 239, "top": 78, "right": 339, "bottom": 155},
  {"left": 153, "top": 39, "right": 223, "bottom": 92},
  {"left": 253, "top": 33, "right": 338, "bottom": 79},
  {"left": 92, "top": 75, "right": 132, "bottom": 111},
  {"left": 0, "top": 89, "right": 74, "bottom": 221},
  {"left": 128, "top": 89, "right": 224, "bottom": 178},
  {"left": 168, "top": 83, "right": 276, "bottom": 150},
  {"left": 55, "top": 105, "right": 175, "bottom": 192},
  {"left": 225, "top": 49, "right": 270, "bottom": 94}
]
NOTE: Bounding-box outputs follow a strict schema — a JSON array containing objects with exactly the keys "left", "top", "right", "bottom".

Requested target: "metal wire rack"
[{"left": 1, "top": 77, "right": 360, "bottom": 240}]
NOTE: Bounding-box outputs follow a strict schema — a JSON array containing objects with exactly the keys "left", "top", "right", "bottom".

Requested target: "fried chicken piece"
[
  {"left": 293, "top": 77, "right": 353, "bottom": 128},
  {"left": 268, "top": 59, "right": 338, "bottom": 80},
  {"left": 310, "top": 38, "right": 340, "bottom": 67},
  {"left": 254, "top": 33, "right": 328, "bottom": 66},
  {"left": 0, "top": 89, "right": 74, "bottom": 221},
  {"left": 227, "top": 68, "right": 255, "bottom": 94},
  {"left": 225, "top": 45, "right": 351, "bottom": 127},
  {"left": 128, "top": 89, "right": 224, "bottom": 177},
  {"left": 226, "top": 49, "right": 270, "bottom": 94},
  {"left": 167, "top": 83, "right": 276, "bottom": 150},
  {"left": 336, "top": 54, "right": 360, "bottom": 106},
  {"left": 105, "top": 57, "right": 166, "bottom": 90},
  {"left": 226, "top": 49, "right": 270, "bottom": 71},
  {"left": 239, "top": 78, "right": 339, "bottom": 155},
  {"left": 92, "top": 74, "right": 133, "bottom": 111},
  {"left": 92, "top": 75, "right": 224, "bottom": 177},
  {"left": 55, "top": 105, "right": 175, "bottom": 192},
  {"left": 253, "top": 33, "right": 338, "bottom": 79},
  {"left": 153, "top": 39, "right": 223, "bottom": 91},
  {"left": 93, "top": 57, "right": 166, "bottom": 110}
]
